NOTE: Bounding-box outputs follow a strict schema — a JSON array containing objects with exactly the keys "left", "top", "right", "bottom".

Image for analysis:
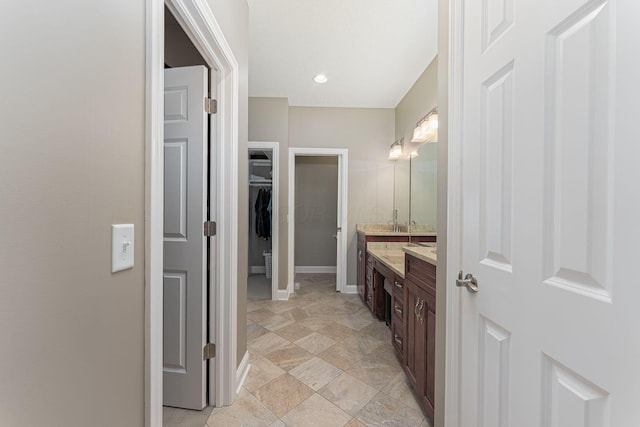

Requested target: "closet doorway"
[
  {"left": 248, "top": 142, "right": 279, "bottom": 300},
  {"left": 287, "top": 148, "right": 349, "bottom": 294}
]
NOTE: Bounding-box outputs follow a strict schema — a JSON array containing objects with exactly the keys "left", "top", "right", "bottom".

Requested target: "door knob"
[{"left": 456, "top": 271, "right": 478, "bottom": 293}]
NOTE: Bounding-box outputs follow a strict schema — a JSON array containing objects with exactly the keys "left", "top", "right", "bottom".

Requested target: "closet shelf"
[
  {"left": 249, "top": 159, "right": 272, "bottom": 167},
  {"left": 249, "top": 179, "right": 272, "bottom": 186}
]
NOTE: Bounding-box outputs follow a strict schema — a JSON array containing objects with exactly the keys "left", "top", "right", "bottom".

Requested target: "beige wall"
[
  {"left": 289, "top": 107, "right": 396, "bottom": 286},
  {"left": 0, "top": 1, "right": 250, "bottom": 424},
  {"left": 295, "top": 157, "right": 338, "bottom": 267},
  {"left": 249, "top": 103, "right": 395, "bottom": 288},
  {"left": 395, "top": 56, "right": 439, "bottom": 229},
  {"left": 395, "top": 56, "right": 439, "bottom": 151},
  {"left": 0, "top": 1, "right": 146, "bottom": 425},
  {"left": 204, "top": 0, "right": 250, "bottom": 368},
  {"left": 248, "top": 97, "right": 290, "bottom": 290}
]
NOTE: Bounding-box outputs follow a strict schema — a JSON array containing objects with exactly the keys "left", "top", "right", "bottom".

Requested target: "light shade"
[
  {"left": 389, "top": 138, "right": 404, "bottom": 160},
  {"left": 411, "top": 108, "right": 439, "bottom": 143}
]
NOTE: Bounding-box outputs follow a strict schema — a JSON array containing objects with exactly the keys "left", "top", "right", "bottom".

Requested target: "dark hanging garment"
[{"left": 254, "top": 188, "right": 271, "bottom": 239}]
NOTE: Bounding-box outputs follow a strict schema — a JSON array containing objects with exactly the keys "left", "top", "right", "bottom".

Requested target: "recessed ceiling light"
[{"left": 313, "top": 74, "right": 328, "bottom": 84}]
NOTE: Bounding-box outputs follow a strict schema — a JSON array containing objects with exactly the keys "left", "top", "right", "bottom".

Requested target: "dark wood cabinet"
[
  {"left": 356, "top": 232, "right": 410, "bottom": 310},
  {"left": 357, "top": 233, "right": 366, "bottom": 302},
  {"left": 391, "top": 275, "right": 406, "bottom": 362},
  {"left": 404, "top": 254, "right": 436, "bottom": 422},
  {"left": 355, "top": 229, "right": 437, "bottom": 421},
  {"left": 366, "top": 255, "right": 374, "bottom": 312}
]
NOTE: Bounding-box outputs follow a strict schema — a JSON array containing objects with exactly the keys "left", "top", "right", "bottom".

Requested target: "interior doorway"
[
  {"left": 162, "top": 5, "right": 214, "bottom": 413},
  {"left": 294, "top": 156, "right": 338, "bottom": 275},
  {"left": 287, "top": 148, "right": 350, "bottom": 295},
  {"left": 146, "top": 1, "right": 240, "bottom": 426},
  {"left": 247, "top": 141, "right": 279, "bottom": 301}
]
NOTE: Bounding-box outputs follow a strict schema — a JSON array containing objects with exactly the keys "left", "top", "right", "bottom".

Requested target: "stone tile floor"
[{"left": 165, "top": 273, "right": 432, "bottom": 427}]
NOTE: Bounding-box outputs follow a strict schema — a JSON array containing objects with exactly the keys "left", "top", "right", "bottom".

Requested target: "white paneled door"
[
  {"left": 163, "top": 66, "right": 209, "bottom": 410},
  {"left": 455, "top": 0, "right": 640, "bottom": 426}
]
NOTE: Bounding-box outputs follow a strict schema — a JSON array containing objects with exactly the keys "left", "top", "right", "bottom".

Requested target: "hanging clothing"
[
  {"left": 254, "top": 188, "right": 271, "bottom": 239},
  {"left": 267, "top": 196, "right": 272, "bottom": 236}
]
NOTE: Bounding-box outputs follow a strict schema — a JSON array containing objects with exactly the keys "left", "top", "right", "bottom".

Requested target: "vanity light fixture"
[
  {"left": 389, "top": 138, "right": 404, "bottom": 160},
  {"left": 313, "top": 74, "right": 328, "bottom": 84},
  {"left": 411, "top": 107, "right": 439, "bottom": 143}
]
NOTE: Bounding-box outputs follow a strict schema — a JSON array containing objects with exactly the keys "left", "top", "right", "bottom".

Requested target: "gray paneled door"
[{"left": 163, "top": 65, "right": 208, "bottom": 410}]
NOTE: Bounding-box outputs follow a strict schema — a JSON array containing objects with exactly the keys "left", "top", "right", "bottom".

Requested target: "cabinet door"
[
  {"left": 357, "top": 245, "right": 365, "bottom": 302},
  {"left": 404, "top": 280, "right": 422, "bottom": 391},
  {"left": 405, "top": 279, "right": 435, "bottom": 421},
  {"left": 366, "top": 269, "right": 374, "bottom": 312},
  {"left": 422, "top": 289, "right": 436, "bottom": 418}
]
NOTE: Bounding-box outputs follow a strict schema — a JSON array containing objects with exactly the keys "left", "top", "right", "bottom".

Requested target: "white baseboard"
[
  {"left": 277, "top": 289, "right": 290, "bottom": 300},
  {"left": 342, "top": 284, "right": 358, "bottom": 294},
  {"left": 235, "top": 351, "right": 250, "bottom": 395},
  {"left": 294, "top": 266, "right": 337, "bottom": 274},
  {"left": 250, "top": 266, "right": 266, "bottom": 274}
]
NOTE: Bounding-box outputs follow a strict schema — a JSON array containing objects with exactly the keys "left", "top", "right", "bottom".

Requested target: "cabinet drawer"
[
  {"left": 405, "top": 255, "right": 436, "bottom": 292},
  {"left": 392, "top": 276, "right": 405, "bottom": 297},
  {"left": 366, "top": 281, "right": 374, "bottom": 311},
  {"left": 392, "top": 295, "right": 404, "bottom": 324},
  {"left": 391, "top": 322, "right": 405, "bottom": 361}
]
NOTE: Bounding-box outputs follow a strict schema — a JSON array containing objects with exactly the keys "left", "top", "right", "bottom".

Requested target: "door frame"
[
  {"left": 145, "top": 0, "right": 239, "bottom": 426},
  {"left": 248, "top": 141, "right": 280, "bottom": 300},
  {"left": 444, "top": 0, "right": 472, "bottom": 425},
  {"left": 287, "top": 148, "right": 350, "bottom": 295}
]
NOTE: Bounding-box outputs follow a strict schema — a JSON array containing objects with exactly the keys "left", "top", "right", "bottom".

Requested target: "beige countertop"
[
  {"left": 367, "top": 246, "right": 407, "bottom": 278},
  {"left": 356, "top": 223, "right": 437, "bottom": 237},
  {"left": 367, "top": 241, "right": 438, "bottom": 277},
  {"left": 403, "top": 246, "right": 437, "bottom": 266}
]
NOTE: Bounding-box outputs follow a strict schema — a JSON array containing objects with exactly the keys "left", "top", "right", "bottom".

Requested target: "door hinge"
[
  {"left": 204, "top": 97, "right": 217, "bottom": 114},
  {"left": 204, "top": 221, "right": 217, "bottom": 237},
  {"left": 203, "top": 343, "right": 216, "bottom": 360}
]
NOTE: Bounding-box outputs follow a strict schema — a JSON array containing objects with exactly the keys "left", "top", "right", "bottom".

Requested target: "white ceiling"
[{"left": 247, "top": 0, "right": 438, "bottom": 108}]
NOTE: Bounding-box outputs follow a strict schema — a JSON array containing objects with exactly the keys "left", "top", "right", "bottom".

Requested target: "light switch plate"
[{"left": 112, "top": 224, "right": 134, "bottom": 273}]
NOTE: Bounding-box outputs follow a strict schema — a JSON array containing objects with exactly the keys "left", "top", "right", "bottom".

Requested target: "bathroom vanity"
[
  {"left": 357, "top": 227, "right": 437, "bottom": 422},
  {"left": 356, "top": 225, "right": 435, "bottom": 315}
]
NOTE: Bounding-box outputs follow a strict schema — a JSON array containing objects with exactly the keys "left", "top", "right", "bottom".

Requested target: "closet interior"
[{"left": 248, "top": 149, "right": 273, "bottom": 299}]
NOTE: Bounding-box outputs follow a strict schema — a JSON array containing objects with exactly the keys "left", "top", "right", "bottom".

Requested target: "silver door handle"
[{"left": 456, "top": 271, "right": 479, "bottom": 293}]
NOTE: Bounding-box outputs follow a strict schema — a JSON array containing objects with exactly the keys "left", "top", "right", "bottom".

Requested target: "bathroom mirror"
[
  {"left": 393, "top": 157, "right": 411, "bottom": 229},
  {"left": 410, "top": 142, "right": 437, "bottom": 233}
]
